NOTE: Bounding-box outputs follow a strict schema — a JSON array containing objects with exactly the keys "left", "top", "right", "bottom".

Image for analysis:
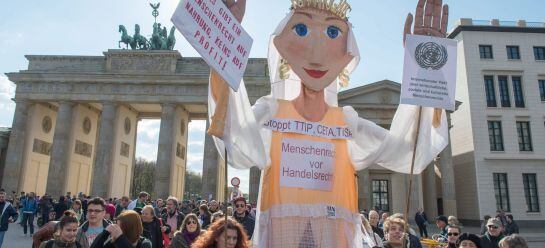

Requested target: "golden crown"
[{"left": 291, "top": 0, "right": 352, "bottom": 20}]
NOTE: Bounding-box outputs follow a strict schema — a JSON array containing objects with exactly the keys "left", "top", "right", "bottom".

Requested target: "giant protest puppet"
[{"left": 206, "top": 0, "right": 450, "bottom": 247}]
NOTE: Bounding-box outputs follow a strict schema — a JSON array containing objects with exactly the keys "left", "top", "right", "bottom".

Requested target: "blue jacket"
[
  {"left": 0, "top": 201, "right": 19, "bottom": 232},
  {"left": 21, "top": 197, "right": 38, "bottom": 214}
]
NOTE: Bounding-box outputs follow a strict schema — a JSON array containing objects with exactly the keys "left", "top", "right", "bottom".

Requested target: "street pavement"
[{"left": 1, "top": 219, "right": 544, "bottom": 247}]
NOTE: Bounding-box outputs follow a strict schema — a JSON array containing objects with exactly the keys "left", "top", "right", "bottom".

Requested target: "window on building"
[
  {"left": 512, "top": 76, "right": 525, "bottom": 108},
  {"left": 488, "top": 121, "right": 504, "bottom": 151},
  {"left": 516, "top": 121, "right": 533, "bottom": 151},
  {"left": 507, "top": 46, "right": 520, "bottom": 60},
  {"left": 480, "top": 45, "right": 494, "bottom": 59},
  {"left": 484, "top": 76, "right": 497, "bottom": 107},
  {"left": 523, "top": 174, "right": 540, "bottom": 212},
  {"left": 372, "top": 180, "right": 389, "bottom": 212},
  {"left": 534, "top": 47, "right": 545, "bottom": 60},
  {"left": 498, "top": 76, "right": 511, "bottom": 107},
  {"left": 493, "top": 173, "right": 510, "bottom": 212},
  {"left": 538, "top": 80, "right": 545, "bottom": 102}
]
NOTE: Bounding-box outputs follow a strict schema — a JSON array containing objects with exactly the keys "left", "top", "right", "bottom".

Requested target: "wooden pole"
[
  {"left": 402, "top": 106, "right": 423, "bottom": 248},
  {"left": 224, "top": 147, "right": 229, "bottom": 247}
]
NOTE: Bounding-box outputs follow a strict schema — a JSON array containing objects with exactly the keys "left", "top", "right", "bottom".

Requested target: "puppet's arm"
[{"left": 344, "top": 105, "right": 448, "bottom": 174}]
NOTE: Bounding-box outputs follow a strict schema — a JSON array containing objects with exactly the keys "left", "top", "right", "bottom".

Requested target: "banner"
[
  {"left": 171, "top": 0, "right": 253, "bottom": 91},
  {"left": 400, "top": 34, "right": 457, "bottom": 110}
]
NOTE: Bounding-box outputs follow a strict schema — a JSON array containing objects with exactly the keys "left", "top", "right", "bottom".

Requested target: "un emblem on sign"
[{"left": 415, "top": 42, "right": 448, "bottom": 70}]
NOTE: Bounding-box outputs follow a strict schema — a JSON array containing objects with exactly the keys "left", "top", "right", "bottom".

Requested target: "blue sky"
[{"left": 0, "top": 0, "right": 543, "bottom": 193}]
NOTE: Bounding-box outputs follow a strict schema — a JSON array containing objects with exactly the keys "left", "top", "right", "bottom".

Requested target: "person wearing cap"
[
  {"left": 434, "top": 215, "right": 449, "bottom": 242},
  {"left": 481, "top": 218, "right": 504, "bottom": 248},
  {"left": 457, "top": 233, "right": 482, "bottom": 248}
]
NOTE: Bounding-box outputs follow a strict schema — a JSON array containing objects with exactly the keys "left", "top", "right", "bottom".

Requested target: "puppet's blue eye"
[
  {"left": 326, "top": 26, "right": 341, "bottom": 39},
  {"left": 293, "top": 23, "right": 309, "bottom": 37}
]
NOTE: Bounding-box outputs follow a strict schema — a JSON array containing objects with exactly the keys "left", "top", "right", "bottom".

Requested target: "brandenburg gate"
[{"left": 2, "top": 49, "right": 270, "bottom": 200}]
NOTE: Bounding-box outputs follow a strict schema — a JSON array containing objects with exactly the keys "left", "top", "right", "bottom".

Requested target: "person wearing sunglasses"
[
  {"left": 168, "top": 214, "right": 205, "bottom": 248},
  {"left": 444, "top": 226, "right": 461, "bottom": 248},
  {"left": 233, "top": 197, "right": 255, "bottom": 240},
  {"left": 481, "top": 218, "right": 504, "bottom": 248}
]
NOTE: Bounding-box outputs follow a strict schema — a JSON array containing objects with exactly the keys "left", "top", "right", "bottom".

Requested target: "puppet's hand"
[
  {"left": 403, "top": 0, "right": 449, "bottom": 44},
  {"left": 224, "top": 0, "right": 246, "bottom": 23}
]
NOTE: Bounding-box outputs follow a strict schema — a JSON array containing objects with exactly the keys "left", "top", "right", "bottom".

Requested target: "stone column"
[
  {"left": 1, "top": 100, "right": 30, "bottom": 193},
  {"left": 202, "top": 120, "right": 219, "bottom": 200},
  {"left": 249, "top": 167, "right": 261, "bottom": 204},
  {"left": 154, "top": 103, "right": 175, "bottom": 200},
  {"left": 405, "top": 174, "right": 423, "bottom": 221},
  {"left": 91, "top": 102, "right": 118, "bottom": 197},
  {"left": 423, "top": 165, "right": 438, "bottom": 219},
  {"left": 357, "top": 169, "right": 371, "bottom": 211},
  {"left": 440, "top": 112, "right": 457, "bottom": 216},
  {"left": 47, "top": 101, "right": 75, "bottom": 197}
]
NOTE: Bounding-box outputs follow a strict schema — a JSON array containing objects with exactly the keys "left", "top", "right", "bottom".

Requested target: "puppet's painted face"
[{"left": 274, "top": 8, "right": 353, "bottom": 91}]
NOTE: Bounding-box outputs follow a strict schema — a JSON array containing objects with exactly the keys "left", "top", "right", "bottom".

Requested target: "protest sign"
[
  {"left": 171, "top": 0, "right": 253, "bottom": 91},
  {"left": 400, "top": 34, "right": 457, "bottom": 110}
]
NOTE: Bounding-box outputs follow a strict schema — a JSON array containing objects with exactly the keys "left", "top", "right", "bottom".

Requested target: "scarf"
[{"left": 182, "top": 229, "right": 200, "bottom": 245}]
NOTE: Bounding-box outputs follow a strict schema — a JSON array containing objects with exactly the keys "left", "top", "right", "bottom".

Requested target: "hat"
[
  {"left": 436, "top": 215, "right": 448, "bottom": 223},
  {"left": 105, "top": 204, "right": 116, "bottom": 218},
  {"left": 456, "top": 233, "right": 482, "bottom": 248},
  {"left": 486, "top": 218, "right": 503, "bottom": 227}
]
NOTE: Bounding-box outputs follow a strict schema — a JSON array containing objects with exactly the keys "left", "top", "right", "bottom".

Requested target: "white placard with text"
[
  {"left": 280, "top": 138, "right": 335, "bottom": 191},
  {"left": 401, "top": 34, "right": 457, "bottom": 110},
  {"left": 171, "top": 0, "right": 253, "bottom": 91}
]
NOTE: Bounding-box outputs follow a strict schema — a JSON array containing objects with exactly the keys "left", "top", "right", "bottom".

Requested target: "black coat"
[
  {"left": 161, "top": 211, "right": 185, "bottom": 232},
  {"left": 234, "top": 213, "right": 255, "bottom": 239},
  {"left": 142, "top": 218, "right": 167, "bottom": 248},
  {"left": 54, "top": 202, "right": 69, "bottom": 220},
  {"left": 480, "top": 233, "right": 503, "bottom": 248}
]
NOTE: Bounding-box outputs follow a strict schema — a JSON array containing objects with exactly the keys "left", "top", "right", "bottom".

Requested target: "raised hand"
[
  {"left": 224, "top": 0, "right": 246, "bottom": 23},
  {"left": 404, "top": 0, "right": 449, "bottom": 44}
]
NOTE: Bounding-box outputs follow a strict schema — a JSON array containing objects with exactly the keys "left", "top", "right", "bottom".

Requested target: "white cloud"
[
  {"left": 0, "top": 76, "right": 15, "bottom": 126},
  {"left": 135, "top": 140, "right": 158, "bottom": 162},
  {"left": 189, "top": 120, "right": 206, "bottom": 132},
  {"left": 137, "top": 119, "right": 160, "bottom": 140}
]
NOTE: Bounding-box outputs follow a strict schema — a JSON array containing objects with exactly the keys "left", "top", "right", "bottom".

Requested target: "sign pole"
[
  {"left": 402, "top": 106, "right": 423, "bottom": 248},
  {"left": 224, "top": 147, "right": 229, "bottom": 247}
]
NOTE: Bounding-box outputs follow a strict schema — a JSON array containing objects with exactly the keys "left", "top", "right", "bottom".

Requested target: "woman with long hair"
[
  {"left": 34, "top": 210, "right": 77, "bottom": 248},
  {"left": 91, "top": 210, "right": 152, "bottom": 248},
  {"left": 39, "top": 212, "right": 81, "bottom": 248},
  {"left": 168, "top": 214, "right": 205, "bottom": 248},
  {"left": 198, "top": 204, "right": 211, "bottom": 229},
  {"left": 192, "top": 217, "right": 249, "bottom": 248}
]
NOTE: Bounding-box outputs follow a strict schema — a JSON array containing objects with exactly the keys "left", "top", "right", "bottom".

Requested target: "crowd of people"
[
  {"left": 0, "top": 190, "right": 532, "bottom": 248},
  {"left": 360, "top": 208, "right": 528, "bottom": 248},
  {"left": 0, "top": 190, "right": 255, "bottom": 248}
]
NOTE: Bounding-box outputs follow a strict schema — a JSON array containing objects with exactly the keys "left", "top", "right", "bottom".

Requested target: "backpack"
[{"left": 45, "top": 239, "right": 82, "bottom": 248}]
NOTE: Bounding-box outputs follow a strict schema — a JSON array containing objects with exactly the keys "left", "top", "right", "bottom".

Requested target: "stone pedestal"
[
  {"left": 1, "top": 101, "right": 30, "bottom": 193},
  {"left": 423, "top": 165, "right": 439, "bottom": 219},
  {"left": 91, "top": 102, "right": 118, "bottom": 197},
  {"left": 202, "top": 120, "right": 219, "bottom": 200},
  {"left": 154, "top": 103, "right": 175, "bottom": 199},
  {"left": 357, "top": 169, "right": 371, "bottom": 211},
  {"left": 441, "top": 113, "right": 457, "bottom": 216},
  {"left": 47, "top": 101, "right": 75, "bottom": 197},
  {"left": 249, "top": 167, "right": 261, "bottom": 204}
]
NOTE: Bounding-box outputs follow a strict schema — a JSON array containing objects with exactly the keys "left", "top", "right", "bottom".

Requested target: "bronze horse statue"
[
  {"left": 118, "top": 25, "right": 136, "bottom": 49},
  {"left": 133, "top": 24, "right": 149, "bottom": 50}
]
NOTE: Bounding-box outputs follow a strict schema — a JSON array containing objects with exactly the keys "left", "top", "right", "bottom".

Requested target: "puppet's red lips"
[{"left": 304, "top": 68, "right": 328, "bottom": 79}]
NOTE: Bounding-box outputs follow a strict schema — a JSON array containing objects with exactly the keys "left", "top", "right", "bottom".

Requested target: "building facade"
[{"left": 449, "top": 19, "right": 545, "bottom": 226}]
